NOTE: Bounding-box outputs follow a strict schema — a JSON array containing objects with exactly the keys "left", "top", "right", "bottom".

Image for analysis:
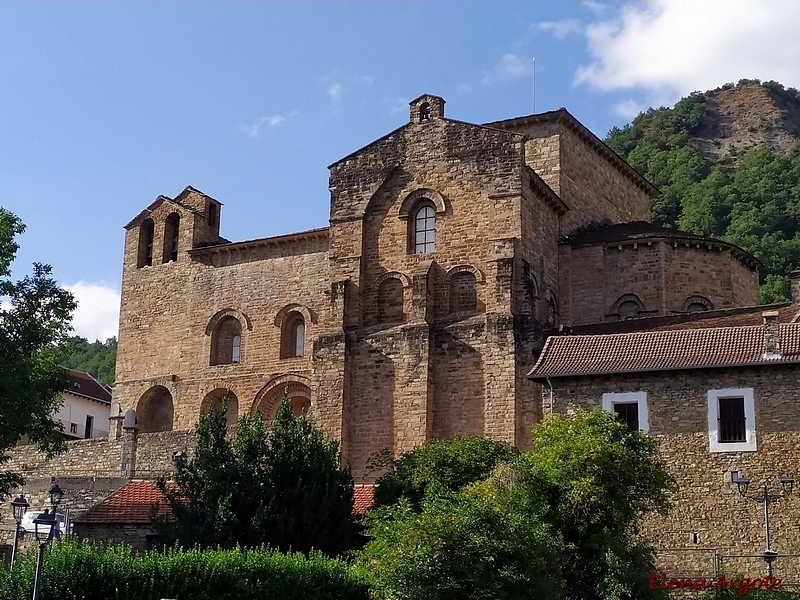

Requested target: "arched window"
[
  {"left": 137, "top": 386, "right": 174, "bottom": 433},
  {"left": 449, "top": 271, "right": 477, "bottom": 314},
  {"left": 419, "top": 102, "right": 431, "bottom": 122},
  {"left": 683, "top": 295, "right": 713, "bottom": 313},
  {"left": 281, "top": 311, "right": 305, "bottom": 358},
  {"left": 137, "top": 218, "right": 155, "bottom": 268},
  {"left": 210, "top": 316, "right": 242, "bottom": 365},
  {"left": 611, "top": 294, "right": 645, "bottom": 321},
  {"left": 377, "top": 277, "right": 405, "bottom": 324},
  {"left": 162, "top": 212, "right": 180, "bottom": 263},
  {"left": 412, "top": 203, "right": 436, "bottom": 254},
  {"left": 201, "top": 389, "right": 239, "bottom": 426}
]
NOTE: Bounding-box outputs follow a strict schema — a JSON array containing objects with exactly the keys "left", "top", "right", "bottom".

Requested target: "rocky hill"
[
  {"left": 692, "top": 81, "right": 800, "bottom": 161},
  {"left": 605, "top": 80, "right": 800, "bottom": 303}
]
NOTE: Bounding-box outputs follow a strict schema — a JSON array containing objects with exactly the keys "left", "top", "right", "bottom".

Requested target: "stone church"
[{"left": 113, "top": 94, "right": 761, "bottom": 482}]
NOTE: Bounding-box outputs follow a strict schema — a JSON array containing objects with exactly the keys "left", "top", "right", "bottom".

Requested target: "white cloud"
[
  {"left": 328, "top": 82, "right": 345, "bottom": 105},
  {"left": 240, "top": 111, "right": 298, "bottom": 138},
  {"left": 63, "top": 281, "right": 121, "bottom": 342},
  {"left": 536, "top": 18, "right": 582, "bottom": 40},
  {"left": 575, "top": 0, "right": 800, "bottom": 105},
  {"left": 482, "top": 53, "right": 531, "bottom": 85},
  {"left": 613, "top": 99, "right": 648, "bottom": 120}
]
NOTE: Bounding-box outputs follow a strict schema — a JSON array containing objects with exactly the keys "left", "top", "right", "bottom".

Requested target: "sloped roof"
[
  {"left": 528, "top": 323, "right": 800, "bottom": 379},
  {"left": 124, "top": 186, "right": 219, "bottom": 230},
  {"left": 484, "top": 108, "right": 660, "bottom": 198},
  {"left": 66, "top": 369, "right": 111, "bottom": 404},
  {"left": 75, "top": 481, "right": 170, "bottom": 524},
  {"left": 571, "top": 303, "right": 799, "bottom": 336},
  {"left": 561, "top": 221, "right": 760, "bottom": 270},
  {"left": 77, "top": 481, "right": 376, "bottom": 524},
  {"left": 353, "top": 485, "right": 375, "bottom": 515}
]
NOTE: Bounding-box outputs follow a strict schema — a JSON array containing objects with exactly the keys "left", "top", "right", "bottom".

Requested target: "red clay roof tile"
[{"left": 75, "top": 481, "right": 170, "bottom": 524}]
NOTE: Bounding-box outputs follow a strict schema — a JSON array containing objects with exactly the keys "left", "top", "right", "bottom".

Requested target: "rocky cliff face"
[{"left": 692, "top": 81, "right": 800, "bottom": 161}]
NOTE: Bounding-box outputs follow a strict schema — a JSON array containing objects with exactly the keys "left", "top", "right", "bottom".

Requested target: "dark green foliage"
[
  {"left": 357, "top": 476, "right": 563, "bottom": 600},
  {"left": 60, "top": 336, "right": 117, "bottom": 385},
  {"left": 358, "top": 410, "right": 674, "bottom": 600},
  {"left": 0, "top": 538, "right": 369, "bottom": 600},
  {"left": 525, "top": 409, "right": 676, "bottom": 600},
  {"left": 372, "top": 435, "right": 519, "bottom": 510},
  {"left": 605, "top": 81, "right": 800, "bottom": 298},
  {"left": 0, "top": 208, "right": 75, "bottom": 499},
  {"left": 152, "top": 392, "right": 359, "bottom": 556}
]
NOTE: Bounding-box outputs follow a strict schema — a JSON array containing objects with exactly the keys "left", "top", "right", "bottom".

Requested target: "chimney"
[
  {"left": 791, "top": 270, "right": 800, "bottom": 304},
  {"left": 762, "top": 311, "right": 781, "bottom": 360}
]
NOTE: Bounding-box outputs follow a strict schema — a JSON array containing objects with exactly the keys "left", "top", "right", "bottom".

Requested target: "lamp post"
[
  {"left": 731, "top": 471, "right": 794, "bottom": 577},
  {"left": 10, "top": 493, "right": 29, "bottom": 568},
  {"left": 30, "top": 484, "right": 64, "bottom": 600}
]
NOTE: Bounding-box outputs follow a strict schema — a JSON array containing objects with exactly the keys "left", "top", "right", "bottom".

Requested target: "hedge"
[{"left": 0, "top": 539, "right": 368, "bottom": 600}]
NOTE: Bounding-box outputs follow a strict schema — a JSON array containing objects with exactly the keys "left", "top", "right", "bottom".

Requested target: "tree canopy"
[
  {"left": 357, "top": 409, "right": 675, "bottom": 600},
  {"left": 152, "top": 392, "right": 360, "bottom": 556},
  {"left": 0, "top": 208, "right": 76, "bottom": 499},
  {"left": 371, "top": 435, "right": 519, "bottom": 510},
  {"left": 605, "top": 80, "right": 800, "bottom": 303},
  {"left": 60, "top": 335, "right": 117, "bottom": 386}
]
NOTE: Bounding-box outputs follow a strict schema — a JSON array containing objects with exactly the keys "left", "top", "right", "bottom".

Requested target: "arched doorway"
[{"left": 137, "top": 386, "right": 174, "bottom": 432}]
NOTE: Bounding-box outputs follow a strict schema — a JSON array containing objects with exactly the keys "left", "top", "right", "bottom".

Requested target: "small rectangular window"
[
  {"left": 707, "top": 388, "right": 756, "bottom": 452},
  {"left": 84, "top": 415, "right": 94, "bottom": 439},
  {"left": 69, "top": 423, "right": 78, "bottom": 435},
  {"left": 718, "top": 397, "right": 746, "bottom": 443},
  {"left": 601, "top": 392, "right": 648, "bottom": 432},
  {"left": 613, "top": 403, "right": 639, "bottom": 432}
]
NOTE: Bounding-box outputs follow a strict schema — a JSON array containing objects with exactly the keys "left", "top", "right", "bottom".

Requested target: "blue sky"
[{"left": 2, "top": 0, "right": 800, "bottom": 341}]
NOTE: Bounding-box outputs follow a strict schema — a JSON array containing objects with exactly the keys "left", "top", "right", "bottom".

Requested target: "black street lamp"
[
  {"left": 30, "top": 484, "right": 65, "bottom": 600},
  {"left": 731, "top": 471, "right": 795, "bottom": 577},
  {"left": 9, "top": 493, "right": 29, "bottom": 568}
]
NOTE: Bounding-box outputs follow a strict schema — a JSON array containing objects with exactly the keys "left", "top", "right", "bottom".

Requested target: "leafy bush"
[
  {"left": 372, "top": 435, "right": 519, "bottom": 510},
  {"left": 0, "top": 539, "right": 368, "bottom": 600}
]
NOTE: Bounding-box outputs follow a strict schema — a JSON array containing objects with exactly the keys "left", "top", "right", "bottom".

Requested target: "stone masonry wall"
[
  {"left": 561, "top": 240, "right": 760, "bottom": 326},
  {"left": 542, "top": 365, "right": 800, "bottom": 582}
]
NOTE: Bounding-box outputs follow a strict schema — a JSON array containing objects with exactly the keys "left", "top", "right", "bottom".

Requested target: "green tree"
[
  {"left": 357, "top": 410, "right": 674, "bottom": 600},
  {"left": 153, "top": 392, "right": 359, "bottom": 556},
  {"left": 60, "top": 335, "right": 117, "bottom": 385},
  {"left": 525, "top": 409, "right": 676, "bottom": 600},
  {"left": 357, "top": 465, "right": 563, "bottom": 600},
  {"left": 372, "top": 435, "right": 519, "bottom": 510},
  {"left": 0, "top": 208, "right": 75, "bottom": 499}
]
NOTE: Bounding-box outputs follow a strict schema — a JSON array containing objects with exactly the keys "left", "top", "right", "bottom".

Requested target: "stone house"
[{"left": 528, "top": 307, "right": 800, "bottom": 583}]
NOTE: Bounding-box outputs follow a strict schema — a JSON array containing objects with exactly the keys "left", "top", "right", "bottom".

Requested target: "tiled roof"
[
  {"left": 77, "top": 481, "right": 376, "bottom": 524},
  {"left": 528, "top": 323, "right": 800, "bottom": 379},
  {"left": 570, "top": 303, "right": 799, "bottom": 336},
  {"left": 66, "top": 369, "right": 112, "bottom": 404},
  {"left": 353, "top": 485, "right": 375, "bottom": 514},
  {"left": 75, "top": 481, "right": 171, "bottom": 524}
]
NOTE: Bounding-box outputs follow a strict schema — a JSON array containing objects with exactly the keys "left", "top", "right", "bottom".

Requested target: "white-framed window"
[
  {"left": 707, "top": 388, "right": 756, "bottom": 452},
  {"left": 602, "top": 391, "right": 649, "bottom": 432}
]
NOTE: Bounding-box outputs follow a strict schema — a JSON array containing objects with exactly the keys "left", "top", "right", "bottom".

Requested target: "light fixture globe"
[
  {"left": 48, "top": 484, "right": 64, "bottom": 508},
  {"left": 10, "top": 494, "right": 29, "bottom": 522},
  {"left": 780, "top": 474, "right": 794, "bottom": 496},
  {"left": 32, "top": 509, "right": 56, "bottom": 543},
  {"left": 731, "top": 471, "right": 751, "bottom": 497}
]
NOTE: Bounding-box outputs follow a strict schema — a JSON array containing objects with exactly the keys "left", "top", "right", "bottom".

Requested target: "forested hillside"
[
  {"left": 60, "top": 336, "right": 117, "bottom": 386},
  {"left": 605, "top": 80, "right": 800, "bottom": 303}
]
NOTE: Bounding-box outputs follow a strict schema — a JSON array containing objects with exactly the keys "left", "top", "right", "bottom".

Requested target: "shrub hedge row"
[{"left": 0, "top": 539, "right": 368, "bottom": 600}]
